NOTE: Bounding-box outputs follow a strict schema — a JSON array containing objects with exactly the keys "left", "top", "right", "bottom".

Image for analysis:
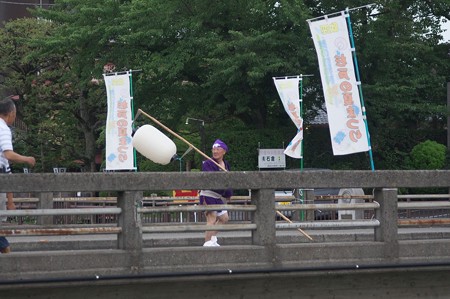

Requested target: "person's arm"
[{"left": 3, "top": 150, "right": 35, "bottom": 167}]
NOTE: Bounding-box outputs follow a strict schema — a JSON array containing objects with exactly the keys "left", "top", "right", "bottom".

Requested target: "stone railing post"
[
  {"left": 37, "top": 192, "right": 53, "bottom": 225},
  {"left": 117, "top": 191, "right": 143, "bottom": 251},
  {"left": 374, "top": 188, "right": 399, "bottom": 259},
  {"left": 291, "top": 188, "right": 300, "bottom": 221},
  {"left": 304, "top": 189, "right": 315, "bottom": 221},
  {"left": 251, "top": 189, "right": 276, "bottom": 246}
]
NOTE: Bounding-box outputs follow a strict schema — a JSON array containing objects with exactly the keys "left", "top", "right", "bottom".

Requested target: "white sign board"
[{"left": 258, "top": 149, "right": 286, "bottom": 168}]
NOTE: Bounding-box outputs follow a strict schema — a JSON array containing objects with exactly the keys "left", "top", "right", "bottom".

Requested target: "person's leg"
[
  {"left": 204, "top": 211, "right": 218, "bottom": 242},
  {"left": 217, "top": 212, "right": 229, "bottom": 225},
  {"left": 210, "top": 212, "right": 228, "bottom": 245},
  {"left": 0, "top": 193, "right": 11, "bottom": 253}
]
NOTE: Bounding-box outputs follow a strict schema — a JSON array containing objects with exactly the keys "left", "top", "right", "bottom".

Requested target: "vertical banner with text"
[
  {"left": 273, "top": 77, "right": 303, "bottom": 159},
  {"left": 104, "top": 73, "right": 135, "bottom": 170},
  {"left": 309, "top": 14, "right": 369, "bottom": 155}
]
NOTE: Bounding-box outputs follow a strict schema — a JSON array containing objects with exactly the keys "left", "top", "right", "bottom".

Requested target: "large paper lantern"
[{"left": 132, "top": 125, "right": 177, "bottom": 165}]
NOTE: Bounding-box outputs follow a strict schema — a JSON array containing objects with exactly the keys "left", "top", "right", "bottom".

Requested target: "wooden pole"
[
  {"left": 137, "top": 109, "right": 227, "bottom": 172},
  {"left": 276, "top": 211, "right": 314, "bottom": 241}
]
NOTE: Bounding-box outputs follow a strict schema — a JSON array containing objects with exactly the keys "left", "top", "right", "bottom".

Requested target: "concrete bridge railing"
[{"left": 1, "top": 170, "right": 450, "bottom": 282}]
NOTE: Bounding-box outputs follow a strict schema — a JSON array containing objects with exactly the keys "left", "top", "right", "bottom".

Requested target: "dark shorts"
[
  {"left": 199, "top": 196, "right": 227, "bottom": 216},
  {"left": 200, "top": 195, "right": 225, "bottom": 206},
  {"left": 0, "top": 236, "right": 9, "bottom": 250}
]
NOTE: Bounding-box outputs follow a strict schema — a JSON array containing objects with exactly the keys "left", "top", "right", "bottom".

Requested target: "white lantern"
[{"left": 132, "top": 125, "right": 177, "bottom": 165}]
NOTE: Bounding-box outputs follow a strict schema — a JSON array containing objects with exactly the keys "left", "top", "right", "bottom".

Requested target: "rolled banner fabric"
[{"left": 273, "top": 77, "right": 303, "bottom": 159}]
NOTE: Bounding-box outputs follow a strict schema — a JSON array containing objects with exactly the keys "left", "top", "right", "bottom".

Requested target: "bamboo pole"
[
  {"left": 276, "top": 211, "right": 314, "bottom": 241},
  {"left": 137, "top": 109, "right": 227, "bottom": 171}
]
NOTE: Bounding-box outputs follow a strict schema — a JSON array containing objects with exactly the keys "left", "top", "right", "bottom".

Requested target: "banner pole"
[
  {"left": 299, "top": 76, "right": 304, "bottom": 171},
  {"left": 299, "top": 75, "right": 305, "bottom": 221},
  {"left": 345, "top": 9, "right": 375, "bottom": 171},
  {"left": 306, "top": 3, "right": 375, "bottom": 22},
  {"left": 129, "top": 70, "right": 138, "bottom": 171}
]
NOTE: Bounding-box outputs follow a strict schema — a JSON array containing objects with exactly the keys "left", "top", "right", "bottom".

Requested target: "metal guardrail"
[
  {"left": 0, "top": 208, "right": 121, "bottom": 216},
  {"left": 0, "top": 227, "right": 122, "bottom": 236},
  {"left": 141, "top": 224, "right": 257, "bottom": 233},
  {"left": 398, "top": 202, "right": 450, "bottom": 209},
  {"left": 275, "top": 202, "right": 380, "bottom": 211},
  {"left": 0, "top": 207, "right": 122, "bottom": 236},
  {"left": 138, "top": 204, "right": 256, "bottom": 213},
  {"left": 276, "top": 220, "right": 381, "bottom": 229}
]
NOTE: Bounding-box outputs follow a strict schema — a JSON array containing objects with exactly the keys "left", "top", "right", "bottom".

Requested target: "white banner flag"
[
  {"left": 309, "top": 14, "right": 369, "bottom": 155},
  {"left": 273, "top": 78, "right": 303, "bottom": 159},
  {"left": 104, "top": 73, "right": 135, "bottom": 170}
]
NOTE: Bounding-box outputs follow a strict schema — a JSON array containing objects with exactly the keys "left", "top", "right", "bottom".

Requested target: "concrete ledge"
[
  {"left": 2, "top": 170, "right": 450, "bottom": 192},
  {"left": 3, "top": 239, "right": 450, "bottom": 282},
  {"left": 2, "top": 266, "right": 450, "bottom": 299},
  {"left": 0, "top": 250, "right": 132, "bottom": 279},
  {"left": 7, "top": 228, "right": 450, "bottom": 251}
]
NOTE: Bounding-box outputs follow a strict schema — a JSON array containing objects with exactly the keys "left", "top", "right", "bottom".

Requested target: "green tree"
[
  {"left": 31, "top": 2, "right": 129, "bottom": 171},
  {"left": 0, "top": 18, "right": 72, "bottom": 172},
  {"left": 1, "top": 0, "right": 449, "bottom": 173},
  {"left": 406, "top": 140, "right": 447, "bottom": 194},
  {"left": 0, "top": 16, "right": 109, "bottom": 172},
  {"left": 118, "top": 0, "right": 319, "bottom": 129},
  {"left": 407, "top": 140, "right": 446, "bottom": 169},
  {"left": 357, "top": 0, "right": 449, "bottom": 169}
]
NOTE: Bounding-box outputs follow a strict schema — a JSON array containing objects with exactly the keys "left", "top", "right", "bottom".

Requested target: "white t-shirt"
[{"left": 0, "top": 118, "right": 13, "bottom": 170}]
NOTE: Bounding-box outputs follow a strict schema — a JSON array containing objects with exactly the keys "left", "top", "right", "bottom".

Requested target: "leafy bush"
[{"left": 407, "top": 140, "right": 446, "bottom": 170}]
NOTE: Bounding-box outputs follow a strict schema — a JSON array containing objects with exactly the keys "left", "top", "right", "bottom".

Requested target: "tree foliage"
[
  {"left": 0, "top": 0, "right": 448, "bottom": 172},
  {"left": 407, "top": 140, "right": 446, "bottom": 170},
  {"left": 0, "top": 18, "right": 72, "bottom": 172}
]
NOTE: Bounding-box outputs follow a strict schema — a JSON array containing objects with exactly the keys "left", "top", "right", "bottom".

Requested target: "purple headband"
[{"left": 212, "top": 139, "right": 228, "bottom": 152}]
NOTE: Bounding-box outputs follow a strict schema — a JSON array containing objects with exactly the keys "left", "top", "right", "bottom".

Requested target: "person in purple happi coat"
[{"left": 199, "top": 139, "right": 232, "bottom": 247}]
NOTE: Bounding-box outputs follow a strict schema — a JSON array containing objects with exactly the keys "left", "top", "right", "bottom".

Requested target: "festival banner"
[
  {"left": 273, "top": 78, "right": 303, "bottom": 159},
  {"left": 104, "top": 73, "right": 135, "bottom": 170},
  {"left": 308, "top": 14, "right": 369, "bottom": 155}
]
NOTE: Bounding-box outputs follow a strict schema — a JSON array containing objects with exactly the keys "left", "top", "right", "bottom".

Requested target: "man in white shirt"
[{"left": 0, "top": 98, "right": 36, "bottom": 253}]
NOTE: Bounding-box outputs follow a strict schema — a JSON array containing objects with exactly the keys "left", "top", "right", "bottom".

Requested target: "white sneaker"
[
  {"left": 211, "top": 236, "right": 220, "bottom": 246},
  {"left": 203, "top": 240, "right": 215, "bottom": 247}
]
